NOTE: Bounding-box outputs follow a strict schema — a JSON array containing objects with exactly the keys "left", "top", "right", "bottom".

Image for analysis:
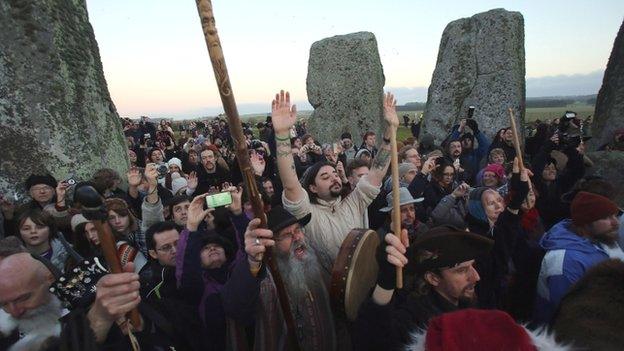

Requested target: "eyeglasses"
[
  {"left": 157, "top": 240, "right": 179, "bottom": 253},
  {"left": 31, "top": 185, "right": 53, "bottom": 192}
]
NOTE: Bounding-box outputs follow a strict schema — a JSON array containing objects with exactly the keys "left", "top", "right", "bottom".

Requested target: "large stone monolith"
[
  {"left": 306, "top": 32, "right": 385, "bottom": 144},
  {"left": 0, "top": 1, "right": 128, "bottom": 198},
  {"left": 587, "top": 151, "right": 624, "bottom": 207},
  {"left": 423, "top": 8, "right": 525, "bottom": 144},
  {"left": 589, "top": 19, "right": 624, "bottom": 150}
]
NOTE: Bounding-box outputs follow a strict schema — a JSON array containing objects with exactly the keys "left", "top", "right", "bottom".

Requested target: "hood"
[{"left": 540, "top": 219, "right": 598, "bottom": 254}]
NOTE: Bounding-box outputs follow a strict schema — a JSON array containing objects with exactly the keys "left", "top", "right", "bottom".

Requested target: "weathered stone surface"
[
  {"left": 589, "top": 19, "right": 624, "bottom": 150},
  {"left": 0, "top": 0, "right": 128, "bottom": 198},
  {"left": 306, "top": 32, "right": 385, "bottom": 144},
  {"left": 587, "top": 151, "right": 624, "bottom": 207},
  {"left": 423, "top": 8, "right": 525, "bottom": 144}
]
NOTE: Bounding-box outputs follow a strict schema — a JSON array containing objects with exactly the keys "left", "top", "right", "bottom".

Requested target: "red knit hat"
[
  {"left": 483, "top": 163, "right": 506, "bottom": 180},
  {"left": 570, "top": 191, "right": 620, "bottom": 227},
  {"left": 425, "top": 309, "right": 536, "bottom": 351}
]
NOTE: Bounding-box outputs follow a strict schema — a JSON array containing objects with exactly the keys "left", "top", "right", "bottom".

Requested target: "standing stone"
[
  {"left": 587, "top": 151, "right": 624, "bottom": 207},
  {"left": 589, "top": 19, "right": 624, "bottom": 150},
  {"left": 423, "top": 8, "right": 525, "bottom": 144},
  {"left": 306, "top": 32, "right": 385, "bottom": 145},
  {"left": 0, "top": 0, "right": 128, "bottom": 197}
]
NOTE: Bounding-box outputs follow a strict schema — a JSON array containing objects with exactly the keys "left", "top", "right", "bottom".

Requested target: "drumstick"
[
  {"left": 508, "top": 108, "right": 524, "bottom": 171},
  {"left": 389, "top": 131, "right": 404, "bottom": 289}
]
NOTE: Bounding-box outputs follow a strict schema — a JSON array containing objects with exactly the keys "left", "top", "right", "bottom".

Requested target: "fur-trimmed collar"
[{"left": 404, "top": 325, "right": 572, "bottom": 351}]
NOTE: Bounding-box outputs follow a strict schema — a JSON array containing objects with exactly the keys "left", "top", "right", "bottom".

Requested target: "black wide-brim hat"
[
  {"left": 267, "top": 206, "right": 311, "bottom": 234},
  {"left": 406, "top": 225, "right": 494, "bottom": 274}
]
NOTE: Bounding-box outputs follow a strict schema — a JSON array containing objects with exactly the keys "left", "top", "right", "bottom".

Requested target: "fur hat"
[
  {"left": 25, "top": 174, "right": 57, "bottom": 190},
  {"left": 570, "top": 191, "right": 620, "bottom": 227},
  {"left": 405, "top": 309, "right": 570, "bottom": 351}
]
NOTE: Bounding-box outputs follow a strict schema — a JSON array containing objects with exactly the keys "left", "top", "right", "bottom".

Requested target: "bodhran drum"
[{"left": 330, "top": 228, "right": 380, "bottom": 321}]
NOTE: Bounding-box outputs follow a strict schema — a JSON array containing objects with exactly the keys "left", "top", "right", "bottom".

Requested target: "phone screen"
[{"left": 205, "top": 191, "right": 233, "bottom": 208}]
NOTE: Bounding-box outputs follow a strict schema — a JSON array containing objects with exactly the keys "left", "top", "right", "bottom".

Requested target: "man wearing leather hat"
[{"left": 353, "top": 225, "right": 493, "bottom": 350}]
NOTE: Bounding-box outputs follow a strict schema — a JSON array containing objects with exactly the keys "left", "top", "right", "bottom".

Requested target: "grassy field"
[{"left": 189, "top": 104, "right": 595, "bottom": 143}]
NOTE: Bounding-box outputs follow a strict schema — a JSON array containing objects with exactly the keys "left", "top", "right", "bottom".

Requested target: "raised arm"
[
  {"left": 367, "top": 93, "right": 400, "bottom": 187},
  {"left": 272, "top": 90, "right": 305, "bottom": 202}
]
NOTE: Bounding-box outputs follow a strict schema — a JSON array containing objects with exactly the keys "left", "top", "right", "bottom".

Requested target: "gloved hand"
[
  {"left": 376, "top": 231, "right": 408, "bottom": 290},
  {"left": 508, "top": 170, "right": 530, "bottom": 210}
]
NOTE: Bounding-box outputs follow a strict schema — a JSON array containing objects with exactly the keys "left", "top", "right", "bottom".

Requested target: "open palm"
[{"left": 271, "top": 90, "right": 297, "bottom": 135}]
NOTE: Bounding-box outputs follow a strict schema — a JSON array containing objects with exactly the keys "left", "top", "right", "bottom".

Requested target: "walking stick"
[
  {"left": 389, "top": 132, "right": 404, "bottom": 288},
  {"left": 193, "top": 2, "right": 301, "bottom": 350},
  {"left": 75, "top": 186, "right": 142, "bottom": 349},
  {"left": 508, "top": 108, "right": 524, "bottom": 170}
]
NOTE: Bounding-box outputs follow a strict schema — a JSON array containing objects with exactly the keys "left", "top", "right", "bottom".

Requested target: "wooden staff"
[
  {"left": 508, "top": 107, "right": 524, "bottom": 170},
  {"left": 193, "top": 1, "right": 300, "bottom": 350},
  {"left": 75, "top": 186, "right": 142, "bottom": 331},
  {"left": 389, "top": 132, "right": 403, "bottom": 288}
]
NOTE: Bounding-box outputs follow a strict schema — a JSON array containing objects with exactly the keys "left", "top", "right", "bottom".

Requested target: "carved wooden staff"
[
  {"left": 193, "top": 1, "right": 301, "bottom": 350},
  {"left": 508, "top": 107, "right": 524, "bottom": 170},
  {"left": 389, "top": 128, "right": 404, "bottom": 288}
]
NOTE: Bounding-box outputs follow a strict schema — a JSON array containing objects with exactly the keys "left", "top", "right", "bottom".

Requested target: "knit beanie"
[
  {"left": 25, "top": 174, "right": 57, "bottom": 190},
  {"left": 167, "top": 157, "right": 182, "bottom": 170},
  {"left": 70, "top": 214, "right": 90, "bottom": 233},
  {"left": 170, "top": 172, "right": 188, "bottom": 195},
  {"left": 467, "top": 187, "right": 489, "bottom": 223},
  {"left": 483, "top": 163, "right": 505, "bottom": 180},
  {"left": 571, "top": 191, "right": 620, "bottom": 227}
]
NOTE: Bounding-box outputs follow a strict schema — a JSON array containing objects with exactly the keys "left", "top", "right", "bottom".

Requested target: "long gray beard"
[
  {"left": 3, "top": 295, "right": 63, "bottom": 351},
  {"left": 276, "top": 245, "right": 323, "bottom": 303}
]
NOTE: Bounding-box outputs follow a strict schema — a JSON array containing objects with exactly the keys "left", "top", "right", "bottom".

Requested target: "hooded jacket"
[{"left": 534, "top": 219, "right": 612, "bottom": 324}]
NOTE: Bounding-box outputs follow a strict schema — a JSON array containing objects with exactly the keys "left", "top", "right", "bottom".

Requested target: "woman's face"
[
  {"left": 404, "top": 149, "right": 422, "bottom": 169},
  {"left": 521, "top": 184, "right": 537, "bottom": 212},
  {"left": 200, "top": 243, "right": 227, "bottom": 269},
  {"left": 438, "top": 166, "right": 455, "bottom": 187},
  {"left": 128, "top": 150, "right": 137, "bottom": 163},
  {"left": 491, "top": 153, "right": 505, "bottom": 165},
  {"left": 482, "top": 190, "right": 505, "bottom": 223},
  {"left": 20, "top": 217, "right": 50, "bottom": 248},
  {"left": 482, "top": 171, "right": 499, "bottom": 188},
  {"left": 542, "top": 163, "right": 557, "bottom": 181},
  {"left": 150, "top": 150, "right": 164, "bottom": 163},
  {"left": 85, "top": 222, "right": 100, "bottom": 246},
  {"left": 29, "top": 184, "right": 55, "bottom": 204},
  {"left": 169, "top": 165, "right": 181, "bottom": 173},
  {"left": 107, "top": 210, "right": 130, "bottom": 233},
  {"left": 293, "top": 138, "right": 302, "bottom": 149}
]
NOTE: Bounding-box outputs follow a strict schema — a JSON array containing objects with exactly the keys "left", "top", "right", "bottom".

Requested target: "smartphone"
[
  {"left": 467, "top": 106, "right": 475, "bottom": 119},
  {"left": 206, "top": 191, "right": 232, "bottom": 208}
]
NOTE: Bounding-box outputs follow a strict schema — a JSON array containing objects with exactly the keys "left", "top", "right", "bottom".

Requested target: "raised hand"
[
  {"left": 250, "top": 150, "right": 266, "bottom": 176},
  {"left": 452, "top": 182, "right": 470, "bottom": 198},
  {"left": 87, "top": 263, "right": 142, "bottom": 342},
  {"left": 227, "top": 186, "right": 243, "bottom": 215},
  {"left": 144, "top": 163, "right": 158, "bottom": 189},
  {"left": 127, "top": 167, "right": 142, "bottom": 187},
  {"left": 271, "top": 90, "right": 297, "bottom": 135},
  {"left": 336, "top": 161, "right": 347, "bottom": 182},
  {"left": 244, "top": 218, "right": 275, "bottom": 266},
  {"left": 186, "top": 193, "right": 211, "bottom": 231},
  {"left": 383, "top": 92, "right": 400, "bottom": 128},
  {"left": 421, "top": 155, "right": 440, "bottom": 176},
  {"left": 56, "top": 181, "right": 70, "bottom": 205},
  {"left": 187, "top": 171, "right": 198, "bottom": 191}
]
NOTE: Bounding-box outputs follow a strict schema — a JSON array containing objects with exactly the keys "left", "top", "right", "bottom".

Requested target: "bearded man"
[
  {"left": 534, "top": 191, "right": 624, "bottom": 324},
  {"left": 222, "top": 206, "right": 336, "bottom": 351},
  {"left": 353, "top": 226, "right": 493, "bottom": 350}
]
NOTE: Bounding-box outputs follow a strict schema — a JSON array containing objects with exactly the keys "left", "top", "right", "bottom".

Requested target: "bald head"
[{"left": 0, "top": 253, "right": 54, "bottom": 318}]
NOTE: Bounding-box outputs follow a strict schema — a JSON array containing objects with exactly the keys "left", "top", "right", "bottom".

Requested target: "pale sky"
[{"left": 86, "top": 0, "right": 624, "bottom": 118}]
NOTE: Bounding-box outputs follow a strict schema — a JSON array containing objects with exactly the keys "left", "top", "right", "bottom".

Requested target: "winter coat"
[
  {"left": 353, "top": 290, "right": 473, "bottom": 351},
  {"left": 429, "top": 194, "right": 468, "bottom": 228},
  {"left": 534, "top": 219, "right": 624, "bottom": 324}
]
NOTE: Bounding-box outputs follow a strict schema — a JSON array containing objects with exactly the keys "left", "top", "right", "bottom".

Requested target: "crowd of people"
[{"left": 0, "top": 90, "right": 622, "bottom": 351}]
